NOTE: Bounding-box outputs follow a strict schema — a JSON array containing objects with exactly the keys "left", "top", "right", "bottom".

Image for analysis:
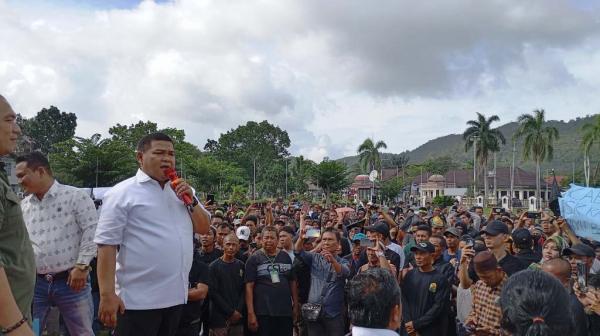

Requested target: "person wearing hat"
[
  {"left": 442, "top": 227, "right": 461, "bottom": 265},
  {"left": 359, "top": 222, "right": 403, "bottom": 276},
  {"left": 343, "top": 233, "right": 367, "bottom": 277},
  {"left": 431, "top": 216, "right": 446, "bottom": 236},
  {"left": 565, "top": 243, "right": 596, "bottom": 281},
  {"left": 401, "top": 241, "right": 451, "bottom": 336},
  {"left": 235, "top": 226, "right": 252, "bottom": 263},
  {"left": 481, "top": 220, "right": 526, "bottom": 277},
  {"left": 512, "top": 228, "right": 542, "bottom": 267}
]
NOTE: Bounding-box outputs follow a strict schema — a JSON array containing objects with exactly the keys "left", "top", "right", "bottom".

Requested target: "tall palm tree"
[
  {"left": 514, "top": 109, "right": 559, "bottom": 209},
  {"left": 463, "top": 113, "right": 506, "bottom": 202},
  {"left": 581, "top": 114, "right": 600, "bottom": 186},
  {"left": 357, "top": 138, "right": 388, "bottom": 174}
]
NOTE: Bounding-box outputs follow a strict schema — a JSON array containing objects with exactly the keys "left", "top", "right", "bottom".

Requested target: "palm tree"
[
  {"left": 581, "top": 114, "right": 600, "bottom": 186},
  {"left": 514, "top": 109, "right": 559, "bottom": 209},
  {"left": 463, "top": 113, "right": 506, "bottom": 203},
  {"left": 357, "top": 138, "right": 388, "bottom": 174}
]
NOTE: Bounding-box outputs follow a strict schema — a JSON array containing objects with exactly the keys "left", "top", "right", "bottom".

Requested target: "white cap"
[{"left": 236, "top": 226, "right": 251, "bottom": 241}]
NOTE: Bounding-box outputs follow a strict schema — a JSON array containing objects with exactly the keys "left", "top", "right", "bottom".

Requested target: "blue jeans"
[{"left": 33, "top": 275, "right": 94, "bottom": 336}]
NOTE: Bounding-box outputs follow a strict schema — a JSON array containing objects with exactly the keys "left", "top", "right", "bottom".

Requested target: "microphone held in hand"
[{"left": 164, "top": 168, "right": 194, "bottom": 210}]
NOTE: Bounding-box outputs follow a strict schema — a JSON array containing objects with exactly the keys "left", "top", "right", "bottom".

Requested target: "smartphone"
[
  {"left": 465, "top": 237, "right": 474, "bottom": 248},
  {"left": 206, "top": 194, "right": 215, "bottom": 205},
  {"left": 527, "top": 211, "right": 541, "bottom": 219},
  {"left": 360, "top": 239, "right": 376, "bottom": 248},
  {"left": 306, "top": 228, "right": 321, "bottom": 238},
  {"left": 577, "top": 262, "right": 588, "bottom": 292},
  {"left": 492, "top": 207, "right": 504, "bottom": 214}
]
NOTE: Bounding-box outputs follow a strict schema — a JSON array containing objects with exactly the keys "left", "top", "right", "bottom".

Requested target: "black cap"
[
  {"left": 564, "top": 243, "right": 595, "bottom": 257},
  {"left": 364, "top": 221, "right": 389, "bottom": 237},
  {"left": 480, "top": 220, "right": 509, "bottom": 236},
  {"left": 444, "top": 227, "right": 460, "bottom": 238},
  {"left": 410, "top": 241, "right": 435, "bottom": 253},
  {"left": 511, "top": 228, "right": 532, "bottom": 246}
]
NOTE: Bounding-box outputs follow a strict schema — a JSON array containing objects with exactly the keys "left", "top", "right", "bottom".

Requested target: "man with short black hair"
[
  {"left": 511, "top": 228, "right": 541, "bottom": 267},
  {"left": 17, "top": 151, "right": 98, "bottom": 335},
  {"left": 245, "top": 226, "right": 298, "bottom": 336},
  {"left": 360, "top": 222, "right": 402, "bottom": 274},
  {"left": 401, "top": 241, "right": 450, "bottom": 336},
  {"left": 278, "top": 226, "right": 296, "bottom": 262},
  {"left": 0, "top": 95, "right": 36, "bottom": 335},
  {"left": 295, "top": 227, "right": 350, "bottom": 335},
  {"left": 95, "top": 132, "right": 211, "bottom": 336},
  {"left": 346, "top": 268, "right": 402, "bottom": 335},
  {"left": 215, "top": 223, "right": 231, "bottom": 251}
]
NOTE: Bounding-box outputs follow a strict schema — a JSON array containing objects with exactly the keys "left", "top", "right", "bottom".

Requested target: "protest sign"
[{"left": 559, "top": 184, "right": 600, "bottom": 242}]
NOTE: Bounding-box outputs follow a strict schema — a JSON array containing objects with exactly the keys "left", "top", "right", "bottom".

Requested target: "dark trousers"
[
  {"left": 257, "top": 316, "right": 293, "bottom": 336},
  {"left": 307, "top": 316, "right": 345, "bottom": 336},
  {"left": 176, "top": 321, "right": 201, "bottom": 336},
  {"left": 116, "top": 305, "right": 184, "bottom": 336}
]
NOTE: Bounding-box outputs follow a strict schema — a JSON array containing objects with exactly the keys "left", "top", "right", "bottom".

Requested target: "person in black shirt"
[
  {"left": 401, "top": 241, "right": 450, "bottom": 336},
  {"left": 245, "top": 226, "right": 298, "bottom": 336},
  {"left": 209, "top": 233, "right": 245, "bottom": 336},
  {"left": 429, "top": 235, "right": 456, "bottom": 286},
  {"left": 359, "top": 222, "right": 402, "bottom": 274},
  {"left": 176, "top": 249, "right": 209, "bottom": 336},
  {"left": 480, "top": 220, "right": 525, "bottom": 277},
  {"left": 198, "top": 227, "right": 222, "bottom": 336},
  {"left": 511, "top": 228, "right": 541, "bottom": 267}
]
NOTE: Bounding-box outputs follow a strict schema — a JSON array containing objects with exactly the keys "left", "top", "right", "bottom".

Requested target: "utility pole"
[
  {"left": 472, "top": 136, "right": 478, "bottom": 200},
  {"left": 95, "top": 157, "right": 99, "bottom": 188},
  {"left": 510, "top": 141, "right": 516, "bottom": 209},
  {"left": 493, "top": 152, "right": 497, "bottom": 205}
]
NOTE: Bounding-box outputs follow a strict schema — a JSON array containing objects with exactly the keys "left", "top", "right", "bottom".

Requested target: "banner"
[{"left": 559, "top": 184, "right": 600, "bottom": 242}]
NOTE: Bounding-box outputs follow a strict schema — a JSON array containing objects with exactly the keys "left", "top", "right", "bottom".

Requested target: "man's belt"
[{"left": 37, "top": 270, "right": 70, "bottom": 283}]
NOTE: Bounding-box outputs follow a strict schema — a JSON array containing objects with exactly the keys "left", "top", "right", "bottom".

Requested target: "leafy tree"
[
  {"left": 463, "top": 112, "right": 506, "bottom": 201},
  {"left": 380, "top": 176, "right": 405, "bottom": 203},
  {"left": 289, "top": 155, "right": 315, "bottom": 195},
  {"left": 581, "top": 115, "right": 600, "bottom": 186},
  {"left": 212, "top": 121, "right": 291, "bottom": 184},
  {"left": 50, "top": 134, "right": 134, "bottom": 187},
  {"left": 422, "top": 155, "right": 458, "bottom": 175},
  {"left": 203, "top": 139, "right": 219, "bottom": 152},
  {"left": 18, "top": 106, "right": 77, "bottom": 154},
  {"left": 432, "top": 195, "right": 454, "bottom": 207},
  {"left": 310, "top": 159, "right": 350, "bottom": 206},
  {"left": 184, "top": 154, "right": 246, "bottom": 196},
  {"left": 357, "top": 138, "right": 387, "bottom": 174},
  {"left": 514, "top": 109, "right": 559, "bottom": 209}
]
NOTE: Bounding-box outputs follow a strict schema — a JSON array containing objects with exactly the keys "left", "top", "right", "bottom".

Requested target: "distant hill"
[{"left": 338, "top": 114, "right": 600, "bottom": 175}]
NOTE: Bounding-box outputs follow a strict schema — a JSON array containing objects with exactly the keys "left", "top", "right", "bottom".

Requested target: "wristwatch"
[
  {"left": 192, "top": 196, "right": 200, "bottom": 208},
  {"left": 74, "top": 263, "right": 91, "bottom": 272}
]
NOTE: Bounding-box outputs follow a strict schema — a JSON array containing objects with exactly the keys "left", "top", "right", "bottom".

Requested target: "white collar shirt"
[
  {"left": 94, "top": 169, "right": 199, "bottom": 310},
  {"left": 22, "top": 180, "right": 98, "bottom": 274},
  {"left": 350, "top": 326, "right": 398, "bottom": 336}
]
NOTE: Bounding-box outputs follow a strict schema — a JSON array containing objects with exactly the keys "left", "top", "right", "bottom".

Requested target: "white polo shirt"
[{"left": 94, "top": 169, "right": 204, "bottom": 310}]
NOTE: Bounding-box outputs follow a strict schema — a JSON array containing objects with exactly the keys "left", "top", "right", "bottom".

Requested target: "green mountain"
[{"left": 338, "top": 114, "right": 600, "bottom": 176}]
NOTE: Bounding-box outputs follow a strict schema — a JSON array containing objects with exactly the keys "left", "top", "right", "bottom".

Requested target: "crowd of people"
[{"left": 0, "top": 93, "right": 600, "bottom": 336}]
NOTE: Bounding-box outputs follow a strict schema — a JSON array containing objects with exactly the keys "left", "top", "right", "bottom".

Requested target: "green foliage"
[
  {"left": 289, "top": 155, "right": 315, "bottom": 195},
  {"left": 210, "top": 120, "right": 291, "bottom": 180},
  {"left": 310, "top": 159, "right": 350, "bottom": 205},
  {"left": 357, "top": 138, "right": 387, "bottom": 173},
  {"left": 514, "top": 109, "right": 559, "bottom": 163},
  {"left": 432, "top": 195, "right": 454, "bottom": 207},
  {"left": 18, "top": 106, "right": 77, "bottom": 154},
  {"left": 422, "top": 155, "right": 458, "bottom": 175},
  {"left": 380, "top": 176, "right": 405, "bottom": 202}
]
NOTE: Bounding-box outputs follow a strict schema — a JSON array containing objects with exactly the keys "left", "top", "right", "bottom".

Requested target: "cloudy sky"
[{"left": 1, "top": 0, "right": 600, "bottom": 162}]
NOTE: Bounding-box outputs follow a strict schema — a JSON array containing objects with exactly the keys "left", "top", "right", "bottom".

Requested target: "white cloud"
[{"left": 1, "top": 0, "right": 600, "bottom": 163}]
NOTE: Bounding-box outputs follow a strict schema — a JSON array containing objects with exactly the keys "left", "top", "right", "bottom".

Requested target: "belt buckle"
[{"left": 45, "top": 273, "right": 54, "bottom": 282}]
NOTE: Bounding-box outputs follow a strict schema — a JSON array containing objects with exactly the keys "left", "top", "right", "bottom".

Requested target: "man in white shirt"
[
  {"left": 94, "top": 132, "right": 210, "bottom": 336},
  {"left": 17, "top": 151, "right": 98, "bottom": 335}
]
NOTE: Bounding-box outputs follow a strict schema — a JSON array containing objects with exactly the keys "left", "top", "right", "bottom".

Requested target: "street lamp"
[{"left": 470, "top": 135, "right": 479, "bottom": 201}]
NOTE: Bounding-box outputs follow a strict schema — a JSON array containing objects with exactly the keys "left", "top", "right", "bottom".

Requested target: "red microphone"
[{"left": 164, "top": 168, "right": 194, "bottom": 210}]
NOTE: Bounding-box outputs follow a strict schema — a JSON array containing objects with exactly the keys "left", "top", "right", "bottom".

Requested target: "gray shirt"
[{"left": 297, "top": 250, "right": 350, "bottom": 318}]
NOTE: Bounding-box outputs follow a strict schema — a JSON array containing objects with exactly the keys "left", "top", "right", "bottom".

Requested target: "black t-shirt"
[
  {"left": 515, "top": 249, "right": 542, "bottom": 268},
  {"left": 180, "top": 251, "right": 210, "bottom": 325},
  {"left": 209, "top": 258, "right": 246, "bottom": 328},
  {"left": 401, "top": 268, "right": 450, "bottom": 336},
  {"left": 245, "top": 249, "right": 296, "bottom": 317},
  {"left": 357, "top": 248, "right": 401, "bottom": 276},
  {"left": 199, "top": 247, "right": 223, "bottom": 264}
]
